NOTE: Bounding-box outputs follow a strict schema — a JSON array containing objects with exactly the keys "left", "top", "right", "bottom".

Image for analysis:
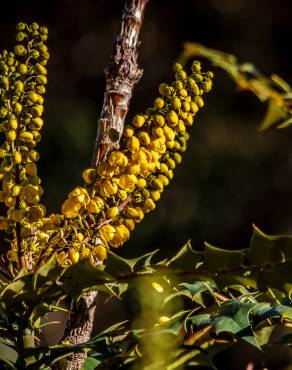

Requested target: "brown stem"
[
  {"left": 62, "top": 1, "right": 149, "bottom": 369},
  {"left": 91, "top": 0, "right": 148, "bottom": 166}
]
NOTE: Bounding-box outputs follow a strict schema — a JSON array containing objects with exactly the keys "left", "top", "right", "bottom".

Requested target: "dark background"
[{"left": 1, "top": 1, "right": 292, "bottom": 369}]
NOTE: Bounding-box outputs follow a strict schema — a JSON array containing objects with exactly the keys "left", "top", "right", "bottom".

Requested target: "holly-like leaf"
[
  {"left": 212, "top": 301, "right": 259, "bottom": 347},
  {"left": 203, "top": 242, "right": 245, "bottom": 272},
  {"left": 166, "top": 240, "right": 203, "bottom": 271}
]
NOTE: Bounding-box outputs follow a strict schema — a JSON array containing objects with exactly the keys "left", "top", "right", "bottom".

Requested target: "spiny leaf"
[
  {"left": 212, "top": 301, "right": 259, "bottom": 347},
  {"left": 203, "top": 242, "right": 245, "bottom": 272},
  {"left": 106, "top": 249, "right": 158, "bottom": 276},
  {"left": 165, "top": 240, "right": 203, "bottom": 271}
]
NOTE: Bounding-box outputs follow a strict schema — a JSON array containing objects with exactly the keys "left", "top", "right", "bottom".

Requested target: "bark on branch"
[
  {"left": 62, "top": 1, "right": 149, "bottom": 369},
  {"left": 92, "top": 0, "right": 148, "bottom": 166}
]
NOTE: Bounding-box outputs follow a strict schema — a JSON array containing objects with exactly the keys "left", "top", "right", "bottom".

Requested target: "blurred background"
[{"left": 1, "top": 0, "right": 292, "bottom": 368}]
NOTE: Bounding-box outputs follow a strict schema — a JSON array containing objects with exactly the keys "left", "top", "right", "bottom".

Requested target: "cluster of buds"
[
  {"left": 0, "top": 23, "right": 213, "bottom": 271},
  {"left": 59, "top": 61, "right": 213, "bottom": 267},
  {"left": 0, "top": 23, "right": 49, "bottom": 266}
]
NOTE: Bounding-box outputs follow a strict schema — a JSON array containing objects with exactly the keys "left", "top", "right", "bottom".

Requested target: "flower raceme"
[
  {"left": 0, "top": 23, "right": 213, "bottom": 271},
  {"left": 0, "top": 23, "right": 49, "bottom": 268},
  {"left": 59, "top": 61, "right": 213, "bottom": 267}
]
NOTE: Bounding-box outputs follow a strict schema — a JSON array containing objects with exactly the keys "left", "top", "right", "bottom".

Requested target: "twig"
[{"left": 62, "top": 1, "right": 149, "bottom": 369}]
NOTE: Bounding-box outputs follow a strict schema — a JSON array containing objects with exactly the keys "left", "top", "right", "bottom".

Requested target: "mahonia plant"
[{"left": 0, "top": 23, "right": 213, "bottom": 277}]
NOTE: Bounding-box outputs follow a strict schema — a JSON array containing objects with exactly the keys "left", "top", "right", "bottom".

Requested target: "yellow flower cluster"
[
  {"left": 59, "top": 61, "right": 213, "bottom": 267},
  {"left": 0, "top": 23, "right": 49, "bottom": 264}
]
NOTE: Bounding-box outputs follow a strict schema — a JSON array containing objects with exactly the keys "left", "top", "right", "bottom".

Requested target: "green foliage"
[
  {"left": 0, "top": 18, "right": 291, "bottom": 370},
  {"left": 1, "top": 224, "right": 292, "bottom": 368},
  {"left": 180, "top": 42, "right": 292, "bottom": 131}
]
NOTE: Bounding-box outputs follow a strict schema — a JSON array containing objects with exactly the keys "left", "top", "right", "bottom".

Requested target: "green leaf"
[
  {"left": 81, "top": 356, "right": 101, "bottom": 370},
  {"left": 32, "top": 254, "right": 64, "bottom": 293},
  {"left": 106, "top": 250, "right": 158, "bottom": 276},
  {"left": 259, "top": 100, "right": 286, "bottom": 131},
  {"left": 166, "top": 240, "right": 203, "bottom": 271},
  {"left": 247, "top": 224, "right": 292, "bottom": 266},
  {"left": 203, "top": 242, "right": 245, "bottom": 272},
  {"left": 0, "top": 338, "right": 18, "bottom": 368},
  {"left": 212, "top": 301, "right": 259, "bottom": 347}
]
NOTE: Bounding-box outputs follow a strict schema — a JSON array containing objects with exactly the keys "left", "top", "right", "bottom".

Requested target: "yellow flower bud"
[
  {"left": 166, "top": 111, "right": 178, "bottom": 127},
  {"left": 123, "top": 218, "right": 135, "bottom": 231},
  {"left": 19, "top": 131, "right": 34, "bottom": 143},
  {"left": 154, "top": 98, "right": 165, "bottom": 110},
  {"left": 173, "top": 63, "right": 183, "bottom": 73},
  {"left": 92, "top": 245, "right": 107, "bottom": 260},
  {"left": 127, "top": 136, "right": 140, "bottom": 153},
  {"left": 82, "top": 168, "right": 96, "bottom": 184},
  {"left": 190, "top": 101, "right": 198, "bottom": 114},
  {"left": 171, "top": 97, "right": 181, "bottom": 111},
  {"left": 179, "top": 88, "right": 188, "bottom": 98},
  {"left": 50, "top": 213, "right": 62, "bottom": 225},
  {"left": 6, "top": 130, "right": 16, "bottom": 141},
  {"left": 153, "top": 114, "right": 165, "bottom": 127},
  {"left": 191, "top": 61, "right": 201, "bottom": 73},
  {"left": 28, "top": 150, "right": 40, "bottom": 162},
  {"left": 29, "top": 117, "right": 43, "bottom": 130},
  {"left": 86, "top": 199, "right": 101, "bottom": 214},
  {"left": 9, "top": 117, "right": 18, "bottom": 130},
  {"left": 68, "top": 248, "right": 80, "bottom": 265},
  {"left": 22, "top": 185, "right": 39, "bottom": 204},
  {"left": 108, "top": 151, "right": 128, "bottom": 168},
  {"left": 142, "top": 198, "right": 156, "bottom": 213},
  {"left": 106, "top": 206, "right": 119, "bottom": 219},
  {"left": 99, "top": 180, "right": 118, "bottom": 197},
  {"left": 124, "top": 125, "right": 134, "bottom": 138},
  {"left": 14, "top": 102, "right": 23, "bottom": 114},
  {"left": 158, "top": 83, "right": 168, "bottom": 95},
  {"left": 176, "top": 121, "right": 186, "bottom": 133},
  {"left": 152, "top": 127, "right": 164, "bottom": 138},
  {"left": 31, "top": 105, "right": 43, "bottom": 117},
  {"left": 119, "top": 174, "right": 137, "bottom": 192},
  {"left": 185, "top": 113, "right": 194, "bottom": 126},
  {"left": 0, "top": 149, "right": 6, "bottom": 158},
  {"left": 158, "top": 174, "right": 169, "bottom": 186},
  {"left": 152, "top": 178, "right": 164, "bottom": 191},
  {"left": 151, "top": 190, "right": 161, "bottom": 201},
  {"left": 27, "top": 205, "right": 44, "bottom": 222},
  {"left": 11, "top": 209, "right": 23, "bottom": 223},
  {"left": 61, "top": 198, "right": 80, "bottom": 218},
  {"left": 138, "top": 131, "right": 151, "bottom": 146},
  {"left": 132, "top": 115, "right": 145, "bottom": 128},
  {"left": 167, "top": 158, "right": 176, "bottom": 169},
  {"left": 99, "top": 224, "right": 115, "bottom": 242},
  {"left": 137, "top": 178, "right": 146, "bottom": 188},
  {"left": 25, "top": 162, "right": 37, "bottom": 176},
  {"left": 5, "top": 195, "right": 16, "bottom": 207},
  {"left": 193, "top": 96, "right": 204, "bottom": 108},
  {"left": 11, "top": 185, "right": 21, "bottom": 196},
  {"left": 56, "top": 251, "right": 70, "bottom": 268}
]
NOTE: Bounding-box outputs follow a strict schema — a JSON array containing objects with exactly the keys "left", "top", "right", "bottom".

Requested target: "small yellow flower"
[
  {"left": 119, "top": 174, "right": 137, "bottom": 192},
  {"left": 92, "top": 245, "right": 107, "bottom": 260},
  {"left": 99, "top": 224, "right": 115, "bottom": 242},
  {"left": 127, "top": 136, "right": 140, "bottom": 153},
  {"left": 68, "top": 248, "right": 80, "bottom": 265}
]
